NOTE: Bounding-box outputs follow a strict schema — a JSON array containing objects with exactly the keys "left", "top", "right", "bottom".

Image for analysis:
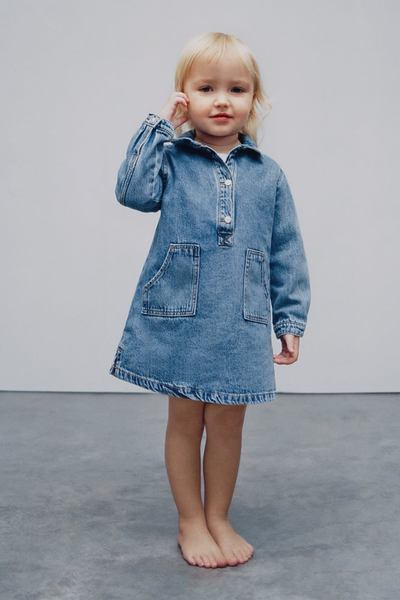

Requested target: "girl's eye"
[
  {"left": 200, "top": 86, "right": 212, "bottom": 92},
  {"left": 232, "top": 87, "right": 244, "bottom": 94}
]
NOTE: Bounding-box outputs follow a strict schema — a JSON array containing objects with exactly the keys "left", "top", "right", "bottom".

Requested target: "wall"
[{"left": 1, "top": 0, "right": 399, "bottom": 392}]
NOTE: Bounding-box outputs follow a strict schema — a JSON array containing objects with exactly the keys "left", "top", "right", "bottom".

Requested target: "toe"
[
  {"left": 235, "top": 550, "right": 246, "bottom": 563},
  {"left": 208, "top": 553, "right": 219, "bottom": 568},
  {"left": 212, "top": 548, "right": 228, "bottom": 568},
  {"left": 194, "top": 555, "right": 204, "bottom": 567},
  {"left": 247, "top": 545, "right": 254, "bottom": 559},
  {"left": 184, "top": 552, "right": 197, "bottom": 566},
  {"left": 216, "top": 554, "right": 228, "bottom": 568},
  {"left": 227, "top": 553, "right": 239, "bottom": 566},
  {"left": 200, "top": 554, "right": 211, "bottom": 568}
]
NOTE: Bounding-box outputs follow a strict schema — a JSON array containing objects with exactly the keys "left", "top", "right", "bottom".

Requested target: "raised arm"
[
  {"left": 115, "top": 93, "right": 190, "bottom": 212},
  {"left": 115, "top": 114, "right": 174, "bottom": 212}
]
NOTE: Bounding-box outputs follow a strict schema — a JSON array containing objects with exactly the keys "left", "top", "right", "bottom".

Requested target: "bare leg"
[
  {"left": 203, "top": 403, "right": 254, "bottom": 566},
  {"left": 164, "top": 395, "right": 227, "bottom": 568}
]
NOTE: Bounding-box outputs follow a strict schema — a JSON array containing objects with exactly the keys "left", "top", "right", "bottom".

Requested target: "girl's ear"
[{"left": 252, "top": 91, "right": 257, "bottom": 107}]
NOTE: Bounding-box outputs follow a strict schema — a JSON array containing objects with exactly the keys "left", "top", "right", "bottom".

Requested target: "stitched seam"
[
  {"left": 276, "top": 168, "right": 284, "bottom": 188},
  {"left": 120, "top": 126, "right": 153, "bottom": 204},
  {"left": 275, "top": 319, "right": 306, "bottom": 327},
  {"left": 243, "top": 249, "right": 269, "bottom": 323},
  {"left": 111, "top": 366, "right": 276, "bottom": 399},
  {"left": 142, "top": 244, "right": 200, "bottom": 315}
]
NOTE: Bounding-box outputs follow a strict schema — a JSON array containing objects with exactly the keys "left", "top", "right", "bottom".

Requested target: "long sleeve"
[
  {"left": 115, "top": 114, "right": 174, "bottom": 212},
  {"left": 270, "top": 169, "right": 311, "bottom": 338}
]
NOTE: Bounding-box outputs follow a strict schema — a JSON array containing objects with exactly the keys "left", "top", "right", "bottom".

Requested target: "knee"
[
  {"left": 204, "top": 405, "right": 246, "bottom": 439},
  {"left": 167, "top": 396, "right": 205, "bottom": 440}
]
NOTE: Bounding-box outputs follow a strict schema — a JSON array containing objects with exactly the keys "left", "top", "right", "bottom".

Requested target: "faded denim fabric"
[{"left": 109, "top": 114, "right": 311, "bottom": 405}]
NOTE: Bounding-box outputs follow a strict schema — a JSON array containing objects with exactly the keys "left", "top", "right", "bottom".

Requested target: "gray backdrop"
[{"left": 1, "top": 0, "right": 399, "bottom": 393}]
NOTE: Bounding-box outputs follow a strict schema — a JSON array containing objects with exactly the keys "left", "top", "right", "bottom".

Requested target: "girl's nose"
[{"left": 214, "top": 94, "right": 230, "bottom": 107}]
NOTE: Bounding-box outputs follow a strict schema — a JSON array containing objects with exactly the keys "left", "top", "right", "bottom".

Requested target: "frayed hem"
[{"left": 109, "top": 365, "right": 276, "bottom": 405}]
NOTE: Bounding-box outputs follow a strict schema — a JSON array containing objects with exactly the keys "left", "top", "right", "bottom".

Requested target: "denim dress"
[{"left": 109, "top": 114, "right": 311, "bottom": 405}]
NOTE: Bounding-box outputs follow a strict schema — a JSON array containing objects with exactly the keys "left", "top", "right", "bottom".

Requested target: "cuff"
[
  {"left": 274, "top": 319, "right": 306, "bottom": 339},
  {"left": 144, "top": 113, "right": 175, "bottom": 136}
]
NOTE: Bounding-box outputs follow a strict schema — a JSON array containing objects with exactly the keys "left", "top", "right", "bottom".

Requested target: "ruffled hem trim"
[{"left": 109, "top": 365, "right": 275, "bottom": 405}]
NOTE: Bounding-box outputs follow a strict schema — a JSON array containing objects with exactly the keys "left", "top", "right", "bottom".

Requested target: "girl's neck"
[{"left": 194, "top": 131, "right": 241, "bottom": 154}]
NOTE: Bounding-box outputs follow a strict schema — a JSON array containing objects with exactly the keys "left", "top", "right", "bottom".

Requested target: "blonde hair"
[{"left": 174, "top": 32, "right": 272, "bottom": 145}]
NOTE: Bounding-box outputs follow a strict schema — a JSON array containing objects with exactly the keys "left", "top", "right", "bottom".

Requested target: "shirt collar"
[{"left": 171, "top": 129, "right": 263, "bottom": 157}]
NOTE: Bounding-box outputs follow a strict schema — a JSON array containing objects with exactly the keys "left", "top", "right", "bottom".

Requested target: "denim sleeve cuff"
[
  {"left": 274, "top": 319, "right": 306, "bottom": 338},
  {"left": 144, "top": 113, "right": 175, "bottom": 136}
]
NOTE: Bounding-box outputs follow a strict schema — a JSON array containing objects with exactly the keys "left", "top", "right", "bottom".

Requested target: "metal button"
[
  {"left": 224, "top": 215, "right": 232, "bottom": 223},
  {"left": 224, "top": 179, "right": 232, "bottom": 186}
]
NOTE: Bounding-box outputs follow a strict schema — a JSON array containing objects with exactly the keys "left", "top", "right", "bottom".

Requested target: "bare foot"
[
  {"left": 206, "top": 516, "right": 254, "bottom": 566},
  {"left": 177, "top": 517, "right": 228, "bottom": 568}
]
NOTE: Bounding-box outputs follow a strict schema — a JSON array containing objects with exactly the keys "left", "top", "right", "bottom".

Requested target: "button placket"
[{"left": 217, "top": 165, "right": 234, "bottom": 246}]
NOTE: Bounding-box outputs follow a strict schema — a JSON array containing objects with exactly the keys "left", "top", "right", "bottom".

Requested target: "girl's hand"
[
  {"left": 273, "top": 334, "right": 300, "bottom": 365},
  {"left": 158, "top": 92, "right": 190, "bottom": 129}
]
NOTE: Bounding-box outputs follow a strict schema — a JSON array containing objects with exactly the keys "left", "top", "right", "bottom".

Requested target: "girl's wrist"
[{"left": 157, "top": 109, "right": 171, "bottom": 121}]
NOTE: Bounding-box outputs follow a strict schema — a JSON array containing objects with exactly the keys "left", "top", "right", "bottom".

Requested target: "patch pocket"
[
  {"left": 142, "top": 243, "right": 200, "bottom": 316},
  {"left": 243, "top": 248, "right": 269, "bottom": 324}
]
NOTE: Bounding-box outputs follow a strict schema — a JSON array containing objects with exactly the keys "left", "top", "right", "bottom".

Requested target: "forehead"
[{"left": 186, "top": 55, "right": 254, "bottom": 85}]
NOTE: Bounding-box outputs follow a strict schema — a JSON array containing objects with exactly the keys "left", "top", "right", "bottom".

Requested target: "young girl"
[{"left": 110, "top": 32, "right": 311, "bottom": 569}]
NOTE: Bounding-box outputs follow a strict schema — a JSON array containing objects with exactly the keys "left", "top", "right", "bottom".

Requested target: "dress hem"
[{"left": 109, "top": 365, "right": 276, "bottom": 405}]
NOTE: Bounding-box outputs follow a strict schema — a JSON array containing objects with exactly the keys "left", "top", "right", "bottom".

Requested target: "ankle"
[
  {"left": 178, "top": 513, "right": 207, "bottom": 531},
  {"left": 205, "top": 512, "right": 230, "bottom": 525}
]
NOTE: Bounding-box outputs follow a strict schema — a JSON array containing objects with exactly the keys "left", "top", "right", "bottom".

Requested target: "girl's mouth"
[{"left": 211, "top": 114, "right": 233, "bottom": 122}]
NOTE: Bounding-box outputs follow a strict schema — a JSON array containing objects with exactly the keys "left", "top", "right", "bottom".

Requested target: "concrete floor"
[{"left": 0, "top": 391, "right": 399, "bottom": 600}]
